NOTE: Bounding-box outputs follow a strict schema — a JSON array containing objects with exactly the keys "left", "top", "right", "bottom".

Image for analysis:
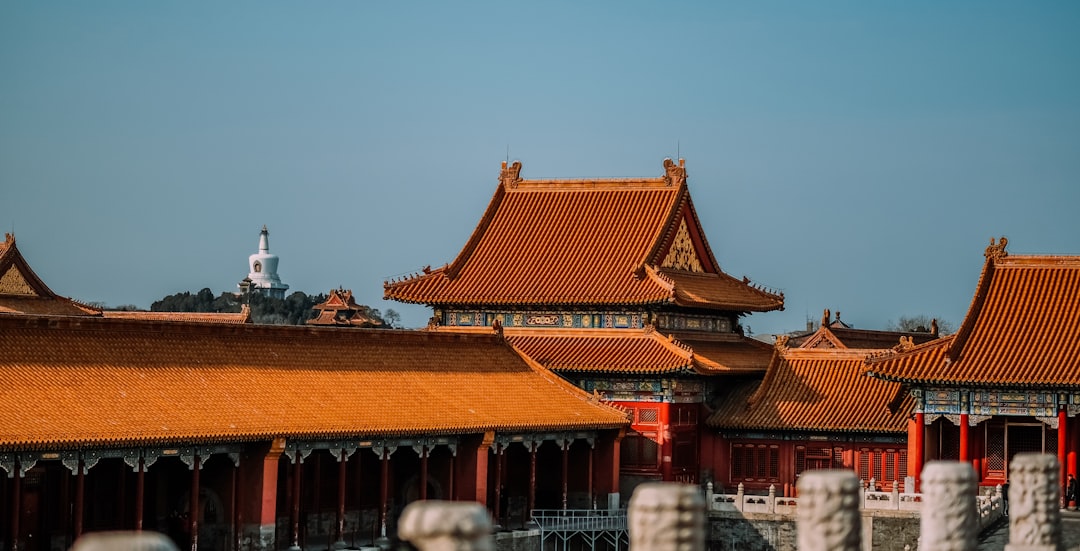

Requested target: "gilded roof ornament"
[
  {"left": 662, "top": 158, "right": 686, "bottom": 186},
  {"left": 895, "top": 336, "right": 915, "bottom": 352},
  {"left": 775, "top": 334, "right": 790, "bottom": 351},
  {"left": 984, "top": 236, "right": 1009, "bottom": 260},
  {"left": 500, "top": 160, "right": 523, "bottom": 189}
]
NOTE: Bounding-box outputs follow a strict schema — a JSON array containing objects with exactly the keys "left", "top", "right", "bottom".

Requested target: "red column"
[
  {"left": 379, "top": 449, "right": 390, "bottom": 539},
  {"left": 454, "top": 432, "right": 492, "bottom": 505},
  {"left": 290, "top": 455, "right": 301, "bottom": 550},
  {"left": 135, "top": 458, "right": 145, "bottom": 532},
  {"left": 448, "top": 453, "right": 455, "bottom": 501},
  {"left": 1060, "top": 409, "right": 1068, "bottom": 505},
  {"left": 238, "top": 439, "right": 285, "bottom": 547},
  {"left": 230, "top": 459, "right": 239, "bottom": 551},
  {"left": 587, "top": 444, "right": 594, "bottom": 509},
  {"left": 492, "top": 444, "right": 503, "bottom": 522},
  {"left": 10, "top": 460, "right": 19, "bottom": 551},
  {"left": 528, "top": 442, "right": 537, "bottom": 515},
  {"left": 190, "top": 455, "right": 201, "bottom": 551},
  {"left": 419, "top": 445, "right": 429, "bottom": 501},
  {"left": 561, "top": 441, "right": 569, "bottom": 510},
  {"left": 335, "top": 450, "right": 347, "bottom": 548},
  {"left": 913, "top": 413, "right": 925, "bottom": 492},
  {"left": 959, "top": 414, "right": 970, "bottom": 463},
  {"left": 74, "top": 459, "right": 85, "bottom": 538},
  {"left": 660, "top": 403, "right": 673, "bottom": 481}
]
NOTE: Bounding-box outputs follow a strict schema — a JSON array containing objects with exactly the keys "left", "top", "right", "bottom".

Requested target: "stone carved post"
[
  {"left": 919, "top": 461, "right": 979, "bottom": 551},
  {"left": 796, "top": 470, "right": 861, "bottom": 551},
  {"left": 1005, "top": 453, "right": 1063, "bottom": 551},
  {"left": 398, "top": 501, "right": 494, "bottom": 551},
  {"left": 627, "top": 483, "right": 705, "bottom": 551}
]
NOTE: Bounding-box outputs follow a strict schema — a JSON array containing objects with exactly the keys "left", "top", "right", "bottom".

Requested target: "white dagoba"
[{"left": 240, "top": 225, "right": 289, "bottom": 299}]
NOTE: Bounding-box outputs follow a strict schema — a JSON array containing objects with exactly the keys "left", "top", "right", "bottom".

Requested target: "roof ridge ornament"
[
  {"left": 663, "top": 158, "right": 686, "bottom": 187},
  {"left": 984, "top": 236, "right": 1008, "bottom": 260},
  {"left": 500, "top": 160, "right": 523, "bottom": 189}
]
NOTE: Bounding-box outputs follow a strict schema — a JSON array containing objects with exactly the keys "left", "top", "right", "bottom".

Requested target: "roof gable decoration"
[
  {"left": 0, "top": 233, "right": 56, "bottom": 298},
  {"left": 660, "top": 217, "right": 705, "bottom": 273},
  {"left": 0, "top": 264, "right": 37, "bottom": 296}
]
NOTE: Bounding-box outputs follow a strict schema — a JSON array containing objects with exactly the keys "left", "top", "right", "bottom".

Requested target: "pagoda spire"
[{"left": 259, "top": 225, "right": 270, "bottom": 253}]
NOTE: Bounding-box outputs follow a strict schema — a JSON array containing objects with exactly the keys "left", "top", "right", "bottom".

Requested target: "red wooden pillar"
[
  {"left": 560, "top": 440, "right": 569, "bottom": 510},
  {"left": 528, "top": 442, "right": 537, "bottom": 515},
  {"left": 238, "top": 439, "right": 285, "bottom": 550},
  {"left": 10, "top": 459, "right": 20, "bottom": 551},
  {"left": 454, "top": 433, "right": 492, "bottom": 505},
  {"left": 959, "top": 413, "right": 970, "bottom": 463},
  {"left": 190, "top": 454, "right": 201, "bottom": 551},
  {"left": 290, "top": 454, "right": 302, "bottom": 550},
  {"left": 135, "top": 458, "right": 145, "bottom": 532},
  {"left": 74, "top": 459, "right": 85, "bottom": 538},
  {"left": 230, "top": 457, "right": 239, "bottom": 551},
  {"left": 1070, "top": 413, "right": 1079, "bottom": 481},
  {"left": 1060, "top": 408, "right": 1068, "bottom": 505},
  {"left": 660, "top": 403, "right": 673, "bottom": 481},
  {"left": 913, "top": 412, "right": 925, "bottom": 492},
  {"left": 448, "top": 452, "right": 456, "bottom": 501},
  {"left": 492, "top": 444, "right": 503, "bottom": 522},
  {"left": 378, "top": 448, "right": 390, "bottom": 540},
  {"left": 335, "top": 449, "right": 348, "bottom": 549},
  {"left": 419, "top": 445, "right": 429, "bottom": 501},
  {"left": 587, "top": 443, "right": 594, "bottom": 509}
]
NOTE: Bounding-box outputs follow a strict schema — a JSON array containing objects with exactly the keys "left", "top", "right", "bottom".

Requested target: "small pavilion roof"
[
  {"left": 790, "top": 309, "right": 938, "bottom": 350},
  {"left": 0, "top": 315, "right": 628, "bottom": 450},
  {"left": 384, "top": 159, "right": 783, "bottom": 313},
  {"left": 866, "top": 238, "right": 1080, "bottom": 388},
  {"left": 708, "top": 346, "right": 912, "bottom": 434}
]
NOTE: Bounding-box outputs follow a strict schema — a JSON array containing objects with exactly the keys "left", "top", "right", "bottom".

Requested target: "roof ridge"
[{"left": 504, "top": 339, "right": 631, "bottom": 422}]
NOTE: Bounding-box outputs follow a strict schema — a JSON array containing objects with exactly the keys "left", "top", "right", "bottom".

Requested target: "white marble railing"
[{"left": 706, "top": 479, "right": 1003, "bottom": 524}]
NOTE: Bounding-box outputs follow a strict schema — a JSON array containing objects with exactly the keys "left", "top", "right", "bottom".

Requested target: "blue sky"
[{"left": 2, "top": 2, "right": 1078, "bottom": 336}]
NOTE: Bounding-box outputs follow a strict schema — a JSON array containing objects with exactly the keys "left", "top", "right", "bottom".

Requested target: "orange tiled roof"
[
  {"left": 675, "top": 333, "right": 774, "bottom": 374},
  {"left": 102, "top": 307, "right": 252, "bottom": 324},
  {"left": 0, "top": 234, "right": 100, "bottom": 317},
  {"left": 384, "top": 160, "right": 783, "bottom": 312},
  {"left": 866, "top": 243, "right": 1080, "bottom": 387},
  {"left": 505, "top": 328, "right": 694, "bottom": 375},
  {"left": 0, "top": 315, "right": 628, "bottom": 450},
  {"left": 708, "top": 347, "right": 912, "bottom": 433}
]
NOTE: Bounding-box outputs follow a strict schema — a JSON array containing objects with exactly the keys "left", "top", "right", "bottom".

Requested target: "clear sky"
[{"left": 2, "top": 2, "right": 1078, "bottom": 336}]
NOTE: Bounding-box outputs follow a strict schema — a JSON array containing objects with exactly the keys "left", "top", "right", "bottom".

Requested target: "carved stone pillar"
[
  {"left": 627, "top": 482, "right": 704, "bottom": 551},
  {"left": 1005, "top": 453, "right": 1062, "bottom": 551},
  {"left": 398, "top": 500, "right": 493, "bottom": 551},
  {"left": 919, "top": 461, "right": 978, "bottom": 551},
  {"left": 796, "top": 470, "right": 861, "bottom": 551}
]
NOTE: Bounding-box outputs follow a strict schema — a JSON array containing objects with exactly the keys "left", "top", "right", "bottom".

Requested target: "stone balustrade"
[{"left": 72, "top": 454, "right": 1054, "bottom": 551}]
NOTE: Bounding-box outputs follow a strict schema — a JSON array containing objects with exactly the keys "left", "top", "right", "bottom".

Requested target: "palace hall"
[{"left": 2, "top": 159, "right": 1079, "bottom": 551}]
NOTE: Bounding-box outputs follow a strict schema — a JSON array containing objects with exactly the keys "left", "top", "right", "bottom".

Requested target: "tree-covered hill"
[{"left": 150, "top": 288, "right": 394, "bottom": 326}]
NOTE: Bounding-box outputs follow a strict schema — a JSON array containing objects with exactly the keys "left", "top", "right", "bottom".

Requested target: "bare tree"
[{"left": 886, "top": 315, "right": 954, "bottom": 335}]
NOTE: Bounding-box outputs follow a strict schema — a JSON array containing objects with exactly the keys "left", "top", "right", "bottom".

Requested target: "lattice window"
[
  {"left": 731, "top": 445, "right": 744, "bottom": 479},
  {"left": 637, "top": 408, "right": 659, "bottom": 425},
  {"left": 795, "top": 446, "right": 806, "bottom": 476},
  {"left": 885, "top": 450, "right": 896, "bottom": 482},
  {"left": 940, "top": 421, "right": 960, "bottom": 460},
  {"left": 899, "top": 450, "right": 908, "bottom": 481},
  {"left": 872, "top": 452, "right": 883, "bottom": 483},
  {"left": 858, "top": 449, "right": 870, "bottom": 481},
  {"left": 986, "top": 425, "right": 1005, "bottom": 474},
  {"left": 834, "top": 447, "right": 845, "bottom": 469},
  {"left": 768, "top": 446, "right": 779, "bottom": 479}
]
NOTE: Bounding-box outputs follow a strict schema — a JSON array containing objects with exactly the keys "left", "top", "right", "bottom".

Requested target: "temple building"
[
  {"left": 866, "top": 237, "right": 1080, "bottom": 497},
  {"left": 707, "top": 309, "right": 938, "bottom": 496},
  {"left": 384, "top": 158, "right": 784, "bottom": 496},
  {"left": 239, "top": 226, "right": 289, "bottom": 299},
  {"left": 307, "top": 288, "right": 383, "bottom": 327}
]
